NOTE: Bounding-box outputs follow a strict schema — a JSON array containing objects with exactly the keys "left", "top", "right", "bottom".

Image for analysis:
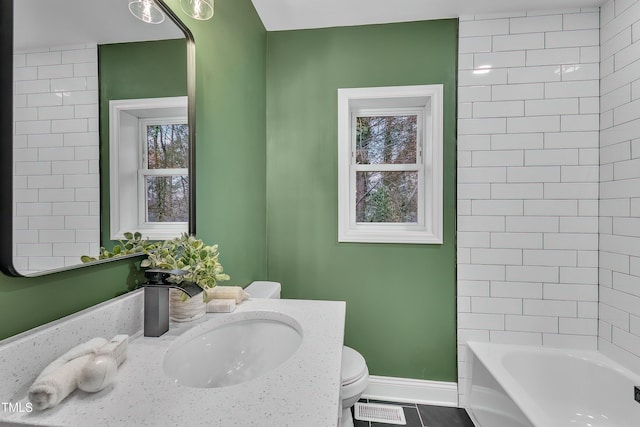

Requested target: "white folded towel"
[
  {"left": 28, "top": 337, "right": 107, "bottom": 410},
  {"left": 206, "top": 298, "right": 236, "bottom": 313},
  {"left": 205, "top": 286, "right": 250, "bottom": 304}
]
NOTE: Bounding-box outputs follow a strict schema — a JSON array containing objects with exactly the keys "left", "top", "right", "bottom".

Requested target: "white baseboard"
[{"left": 362, "top": 375, "right": 459, "bottom": 407}]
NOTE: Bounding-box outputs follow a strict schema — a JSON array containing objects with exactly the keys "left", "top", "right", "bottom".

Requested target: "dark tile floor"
[{"left": 353, "top": 399, "right": 475, "bottom": 427}]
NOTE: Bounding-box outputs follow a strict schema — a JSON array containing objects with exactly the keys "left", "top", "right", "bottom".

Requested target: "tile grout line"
[{"left": 416, "top": 403, "right": 427, "bottom": 427}]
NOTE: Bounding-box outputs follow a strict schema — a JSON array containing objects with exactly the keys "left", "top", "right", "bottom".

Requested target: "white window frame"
[
  {"left": 109, "top": 97, "right": 188, "bottom": 240},
  {"left": 337, "top": 85, "right": 443, "bottom": 244}
]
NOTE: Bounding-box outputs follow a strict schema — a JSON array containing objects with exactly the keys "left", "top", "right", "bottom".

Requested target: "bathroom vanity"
[{"left": 0, "top": 290, "right": 345, "bottom": 426}]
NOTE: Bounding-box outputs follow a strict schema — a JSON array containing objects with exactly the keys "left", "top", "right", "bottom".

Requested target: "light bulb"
[
  {"left": 180, "top": 0, "right": 214, "bottom": 20},
  {"left": 129, "top": 0, "right": 166, "bottom": 24}
]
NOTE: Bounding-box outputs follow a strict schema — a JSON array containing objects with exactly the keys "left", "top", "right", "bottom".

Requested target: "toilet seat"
[{"left": 342, "top": 346, "right": 367, "bottom": 385}]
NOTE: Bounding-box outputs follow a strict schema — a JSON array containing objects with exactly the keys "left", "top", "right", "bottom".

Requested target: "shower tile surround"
[
  {"left": 12, "top": 44, "right": 100, "bottom": 274},
  {"left": 457, "top": 8, "right": 601, "bottom": 403},
  {"left": 599, "top": 0, "right": 640, "bottom": 374}
]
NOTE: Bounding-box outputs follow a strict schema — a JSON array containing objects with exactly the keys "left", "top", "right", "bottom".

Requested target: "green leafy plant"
[
  {"left": 81, "top": 233, "right": 230, "bottom": 300},
  {"left": 140, "top": 233, "right": 230, "bottom": 291},
  {"left": 81, "top": 232, "right": 155, "bottom": 263}
]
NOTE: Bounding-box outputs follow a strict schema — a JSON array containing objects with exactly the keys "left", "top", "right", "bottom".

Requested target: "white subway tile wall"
[
  {"left": 457, "top": 9, "right": 600, "bottom": 404},
  {"left": 13, "top": 45, "right": 100, "bottom": 274},
  {"left": 599, "top": 0, "right": 640, "bottom": 374}
]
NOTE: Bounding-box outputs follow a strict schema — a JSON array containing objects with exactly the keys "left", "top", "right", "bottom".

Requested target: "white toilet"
[
  {"left": 244, "top": 281, "right": 370, "bottom": 427},
  {"left": 340, "top": 345, "right": 370, "bottom": 427}
]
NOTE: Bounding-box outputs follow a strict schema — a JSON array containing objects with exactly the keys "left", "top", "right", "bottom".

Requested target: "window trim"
[
  {"left": 109, "top": 97, "right": 189, "bottom": 240},
  {"left": 337, "top": 85, "right": 443, "bottom": 244}
]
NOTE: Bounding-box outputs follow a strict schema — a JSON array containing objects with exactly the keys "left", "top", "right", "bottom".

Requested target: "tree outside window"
[
  {"left": 355, "top": 114, "right": 419, "bottom": 224},
  {"left": 144, "top": 123, "right": 189, "bottom": 223}
]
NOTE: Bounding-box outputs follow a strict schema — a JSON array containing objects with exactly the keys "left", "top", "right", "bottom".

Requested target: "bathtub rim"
[
  {"left": 467, "top": 341, "right": 549, "bottom": 427},
  {"left": 466, "top": 341, "right": 640, "bottom": 427}
]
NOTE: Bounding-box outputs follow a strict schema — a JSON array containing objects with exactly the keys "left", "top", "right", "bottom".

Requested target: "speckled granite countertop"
[{"left": 0, "top": 294, "right": 345, "bottom": 427}]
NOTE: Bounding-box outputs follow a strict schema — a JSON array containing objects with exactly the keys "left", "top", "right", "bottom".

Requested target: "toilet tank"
[{"left": 244, "top": 281, "right": 281, "bottom": 299}]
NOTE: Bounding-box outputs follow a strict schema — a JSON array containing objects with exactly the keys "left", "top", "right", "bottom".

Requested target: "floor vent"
[{"left": 354, "top": 402, "right": 407, "bottom": 425}]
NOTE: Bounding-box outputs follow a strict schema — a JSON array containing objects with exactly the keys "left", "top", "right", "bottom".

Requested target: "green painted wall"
[
  {"left": 266, "top": 20, "right": 458, "bottom": 381},
  {"left": 0, "top": 0, "right": 267, "bottom": 340},
  {"left": 98, "top": 39, "right": 188, "bottom": 248},
  {"left": 166, "top": 0, "right": 268, "bottom": 287}
]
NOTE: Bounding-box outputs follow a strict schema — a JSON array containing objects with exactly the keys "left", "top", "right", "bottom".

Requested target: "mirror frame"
[{"left": 0, "top": 0, "right": 197, "bottom": 277}]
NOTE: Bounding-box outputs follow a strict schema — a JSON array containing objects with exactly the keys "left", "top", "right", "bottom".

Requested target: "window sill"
[
  {"left": 111, "top": 224, "right": 187, "bottom": 242},
  {"left": 338, "top": 227, "right": 443, "bottom": 244}
]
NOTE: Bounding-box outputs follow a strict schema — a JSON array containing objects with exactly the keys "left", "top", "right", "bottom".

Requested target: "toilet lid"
[{"left": 342, "top": 346, "right": 367, "bottom": 385}]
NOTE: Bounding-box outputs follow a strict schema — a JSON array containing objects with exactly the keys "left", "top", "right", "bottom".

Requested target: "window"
[
  {"left": 139, "top": 119, "right": 189, "bottom": 225},
  {"left": 110, "top": 97, "right": 189, "bottom": 240},
  {"left": 337, "top": 85, "right": 443, "bottom": 244}
]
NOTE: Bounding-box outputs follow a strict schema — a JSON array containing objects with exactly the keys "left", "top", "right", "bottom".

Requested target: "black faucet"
[{"left": 143, "top": 269, "right": 203, "bottom": 337}]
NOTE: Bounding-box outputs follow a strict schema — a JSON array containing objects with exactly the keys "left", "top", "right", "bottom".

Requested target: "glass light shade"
[
  {"left": 129, "top": 0, "right": 166, "bottom": 24},
  {"left": 180, "top": 0, "right": 214, "bottom": 20}
]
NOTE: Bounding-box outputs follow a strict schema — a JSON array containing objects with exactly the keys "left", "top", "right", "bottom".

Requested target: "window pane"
[
  {"left": 356, "top": 115, "right": 417, "bottom": 165},
  {"left": 146, "top": 176, "right": 189, "bottom": 222},
  {"left": 356, "top": 171, "right": 418, "bottom": 223},
  {"left": 147, "top": 124, "right": 189, "bottom": 169}
]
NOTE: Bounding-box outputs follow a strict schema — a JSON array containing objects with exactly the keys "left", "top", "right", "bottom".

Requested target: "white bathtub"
[{"left": 465, "top": 342, "right": 640, "bottom": 427}]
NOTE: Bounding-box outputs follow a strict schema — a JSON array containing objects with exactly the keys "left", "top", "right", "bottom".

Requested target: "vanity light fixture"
[
  {"left": 128, "top": 0, "right": 166, "bottom": 24},
  {"left": 180, "top": 0, "right": 214, "bottom": 20}
]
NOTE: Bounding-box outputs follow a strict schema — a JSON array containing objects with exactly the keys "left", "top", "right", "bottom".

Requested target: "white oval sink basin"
[{"left": 163, "top": 311, "right": 302, "bottom": 388}]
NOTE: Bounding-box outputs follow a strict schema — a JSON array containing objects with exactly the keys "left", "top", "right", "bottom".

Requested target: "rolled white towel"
[{"left": 28, "top": 337, "right": 107, "bottom": 410}]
